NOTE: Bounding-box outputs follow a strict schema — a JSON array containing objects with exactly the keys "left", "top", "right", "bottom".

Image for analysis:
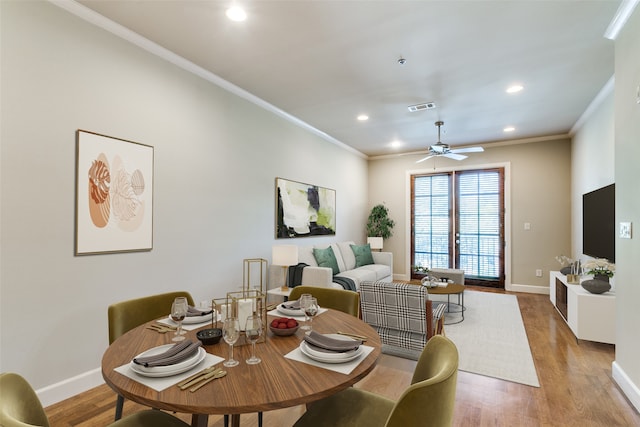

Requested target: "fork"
[
  {"left": 177, "top": 366, "right": 221, "bottom": 390},
  {"left": 146, "top": 324, "right": 175, "bottom": 333},
  {"left": 189, "top": 370, "right": 227, "bottom": 392}
]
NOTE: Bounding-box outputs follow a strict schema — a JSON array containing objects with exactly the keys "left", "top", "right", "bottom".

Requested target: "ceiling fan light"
[{"left": 432, "top": 144, "right": 446, "bottom": 153}]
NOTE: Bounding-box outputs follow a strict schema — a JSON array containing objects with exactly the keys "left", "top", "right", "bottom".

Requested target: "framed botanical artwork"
[
  {"left": 75, "top": 130, "right": 153, "bottom": 255},
  {"left": 275, "top": 177, "right": 336, "bottom": 238}
]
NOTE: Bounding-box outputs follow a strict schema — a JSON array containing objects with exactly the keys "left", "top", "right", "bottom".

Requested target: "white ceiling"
[{"left": 76, "top": 0, "right": 620, "bottom": 158}]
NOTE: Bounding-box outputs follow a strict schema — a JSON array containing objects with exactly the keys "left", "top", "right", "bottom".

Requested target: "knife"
[
  {"left": 146, "top": 325, "right": 174, "bottom": 333},
  {"left": 189, "top": 370, "right": 227, "bottom": 392},
  {"left": 176, "top": 365, "right": 220, "bottom": 390},
  {"left": 155, "top": 323, "right": 177, "bottom": 330},
  {"left": 336, "top": 331, "right": 367, "bottom": 341}
]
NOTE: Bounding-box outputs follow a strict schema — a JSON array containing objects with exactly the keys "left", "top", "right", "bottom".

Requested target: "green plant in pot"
[{"left": 366, "top": 204, "right": 395, "bottom": 249}]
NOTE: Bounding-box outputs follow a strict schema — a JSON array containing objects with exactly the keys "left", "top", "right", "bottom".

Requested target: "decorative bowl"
[
  {"left": 269, "top": 324, "right": 299, "bottom": 336},
  {"left": 196, "top": 328, "right": 222, "bottom": 345},
  {"left": 269, "top": 317, "right": 300, "bottom": 336}
]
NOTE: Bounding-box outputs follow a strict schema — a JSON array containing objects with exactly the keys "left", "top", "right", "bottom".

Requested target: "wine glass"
[
  {"left": 299, "top": 293, "right": 312, "bottom": 330},
  {"left": 303, "top": 297, "right": 319, "bottom": 335},
  {"left": 170, "top": 297, "right": 188, "bottom": 342},
  {"left": 245, "top": 315, "right": 263, "bottom": 365},
  {"left": 223, "top": 317, "right": 240, "bottom": 367}
]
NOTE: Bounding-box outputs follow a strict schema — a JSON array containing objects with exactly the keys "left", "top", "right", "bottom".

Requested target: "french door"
[{"left": 411, "top": 168, "right": 505, "bottom": 288}]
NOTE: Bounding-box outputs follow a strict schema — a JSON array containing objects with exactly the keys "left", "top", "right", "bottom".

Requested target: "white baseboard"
[
  {"left": 508, "top": 283, "right": 550, "bottom": 294},
  {"left": 612, "top": 361, "right": 640, "bottom": 413},
  {"left": 36, "top": 367, "right": 104, "bottom": 408}
]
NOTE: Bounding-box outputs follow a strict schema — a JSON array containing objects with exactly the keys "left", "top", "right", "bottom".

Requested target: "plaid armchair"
[{"left": 359, "top": 281, "right": 445, "bottom": 353}]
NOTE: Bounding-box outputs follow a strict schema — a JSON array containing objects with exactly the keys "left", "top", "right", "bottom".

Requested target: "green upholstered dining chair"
[
  {"left": 0, "top": 372, "right": 191, "bottom": 427},
  {"left": 293, "top": 335, "right": 459, "bottom": 427},
  {"left": 108, "top": 291, "right": 194, "bottom": 420},
  {"left": 289, "top": 285, "right": 360, "bottom": 317}
]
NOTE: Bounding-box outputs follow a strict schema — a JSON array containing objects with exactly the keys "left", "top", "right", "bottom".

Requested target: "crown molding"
[
  {"left": 369, "top": 134, "right": 570, "bottom": 161},
  {"left": 570, "top": 76, "right": 615, "bottom": 135},
  {"left": 604, "top": 0, "right": 639, "bottom": 40}
]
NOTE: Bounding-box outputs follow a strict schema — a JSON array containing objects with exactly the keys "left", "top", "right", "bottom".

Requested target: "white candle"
[
  {"left": 237, "top": 299, "right": 253, "bottom": 331},
  {"left": 217, "top": 304, "right": 228, "bottom": 322}
]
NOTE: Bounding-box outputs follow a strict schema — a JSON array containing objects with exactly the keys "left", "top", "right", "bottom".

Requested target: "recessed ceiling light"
[
  {"left": 226, "top": 6, "right": 247, "bottom": 22},
  {"left": 503, "top": 126, "right": 516, "bottom": 132},
  {"left": 357, "top": 114, "right": 369, "bottom": 121},
  {"left": 389, "top": 140, "right": 403, "bottom": 148},
  {"left": 506, "top": 85, "right": 523, "bottom": 94}
]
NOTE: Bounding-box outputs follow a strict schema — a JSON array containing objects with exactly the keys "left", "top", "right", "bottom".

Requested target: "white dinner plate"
[
  {"left": 276, "top": 304, "right": 303, "bottom": 317},
  {"left": 166, "top": 313, "right": 213, "bottom": 324},
  {"left": 299, "top": 334, "right": 363, "bottom": 364},
  {"left": 301, "top": 341, "right": 362, "bottom": 360},
  {"left": 130, "top": 345, "right": 206, "bottom": 377},
  {"left": 300, "top": 342, "right": 363, "bottom": 364}
]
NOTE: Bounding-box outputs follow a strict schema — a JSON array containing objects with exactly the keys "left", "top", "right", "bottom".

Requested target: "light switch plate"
[{"left": 620, "top": 222, "right": 632, "bottom": 239}]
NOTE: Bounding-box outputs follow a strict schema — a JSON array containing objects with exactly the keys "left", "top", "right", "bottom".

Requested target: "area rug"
[{"left": 384, "top": 290, "right": 540, "bottom": 387}]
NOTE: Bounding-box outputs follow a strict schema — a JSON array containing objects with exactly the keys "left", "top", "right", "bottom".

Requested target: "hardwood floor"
[{"left": 45, "top": 287, "right": 640, "bottom": 426}]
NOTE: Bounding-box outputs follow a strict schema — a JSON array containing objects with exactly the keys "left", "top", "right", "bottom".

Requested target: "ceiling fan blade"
[
  {"left": 416, "top": 155, "right": 435, "bottom": 163},
  {"left": 450, "top": 146, "right": 484, "bottom": 154},
  {"left": 443, "top": 153, "right": 468, "bottom": 161}
]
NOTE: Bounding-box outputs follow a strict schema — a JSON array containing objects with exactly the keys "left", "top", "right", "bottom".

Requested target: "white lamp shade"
[
  {"left": 272, "top": 245, "right": 299, "bottom": 266},
  {"left": 367, "top": 237, "right": 384, "bottom": 250}
]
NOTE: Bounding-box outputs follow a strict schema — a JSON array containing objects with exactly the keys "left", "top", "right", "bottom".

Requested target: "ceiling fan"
[{"left": 416, "top": 121, "right": 484, "bottom": 163}]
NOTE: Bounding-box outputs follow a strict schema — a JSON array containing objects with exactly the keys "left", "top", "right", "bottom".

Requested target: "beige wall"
[
  {"left": 0, "top": 1, "right": 368, "bottom": 401},
  {"left": 368, "top": 137, "right": 572, "bottom": 290},
  {"left": 612, "top": 6, "right": 640, "bottom": 411}
]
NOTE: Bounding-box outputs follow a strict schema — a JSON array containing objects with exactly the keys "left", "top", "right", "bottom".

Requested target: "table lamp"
[
  {"left": 272, "top": 245, "right": 299, "bottom": 291},
  {"left": 367, "top": 237, "right": 383, "bottom": 252}
]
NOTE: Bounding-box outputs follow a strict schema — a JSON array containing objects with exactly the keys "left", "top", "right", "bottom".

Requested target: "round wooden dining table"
[{"left": 102, "top": 308, "right": 381, "bottom": 427}]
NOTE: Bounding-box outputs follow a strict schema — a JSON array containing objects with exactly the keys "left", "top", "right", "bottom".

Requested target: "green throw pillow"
[
  {"left": 351, "top": 244, "right": 374, "bottom": 267},
  {"left": 313, "top": 247, "right": 340, "bottom": 275}
]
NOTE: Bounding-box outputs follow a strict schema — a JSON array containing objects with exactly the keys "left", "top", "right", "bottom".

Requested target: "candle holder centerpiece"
[{"left": 226, "top": 289, "right": 266, "bottom": 346}]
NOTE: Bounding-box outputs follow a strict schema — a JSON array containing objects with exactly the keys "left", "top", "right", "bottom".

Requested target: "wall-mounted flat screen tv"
[{"left": 582, "top": 183, "right": 615, "bottom": 262}]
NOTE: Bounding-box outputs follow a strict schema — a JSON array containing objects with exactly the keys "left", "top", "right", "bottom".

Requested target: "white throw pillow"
[
  {"left": 298, "top": 246, "right": 318, "bottom": 267},
  {"left": 337, "top": 241, "right": 357, "bottom": 271}
]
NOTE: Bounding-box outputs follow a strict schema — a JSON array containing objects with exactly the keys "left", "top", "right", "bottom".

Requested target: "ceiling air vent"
[{"left": 407, "top": 102, "right": 436, "bottom": 112}]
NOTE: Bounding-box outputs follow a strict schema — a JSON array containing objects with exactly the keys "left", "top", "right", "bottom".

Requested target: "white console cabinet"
[{"left": 549, "top": 271, "right": 616, "bottom": 344}]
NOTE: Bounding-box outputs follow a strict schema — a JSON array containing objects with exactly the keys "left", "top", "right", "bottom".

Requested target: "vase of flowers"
[
  {"left": 581, "top": 258, "right": 614, "bottom": 294},
  {"left": 555, "top": 255, "right": 576, "bottom": 276}
]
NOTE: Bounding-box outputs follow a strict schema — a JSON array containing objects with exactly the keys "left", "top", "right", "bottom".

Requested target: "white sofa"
[{"left": 296, "top": 241, "right": 393, "bottom": 290}]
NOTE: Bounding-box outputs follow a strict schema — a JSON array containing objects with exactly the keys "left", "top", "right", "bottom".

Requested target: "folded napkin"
[
  {"left": 303, "top": 331, "right": 361, "bottom": 353},
  {"left": 133, "top": 340, "right": 201, "bottom": 367},
  {"left": 282, "top": 300, "right": 300, "bottom": 310},
  {"left": 187, "top": 306, "right": 213, "bottom": 317}
]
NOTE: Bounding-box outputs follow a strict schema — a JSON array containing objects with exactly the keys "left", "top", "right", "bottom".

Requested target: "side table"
[
  {"left": 427, "top": 283, "right": 465, "bottom": 324},
  {"left": 267, "top": 287, "right": 292, "bottom": 302}
]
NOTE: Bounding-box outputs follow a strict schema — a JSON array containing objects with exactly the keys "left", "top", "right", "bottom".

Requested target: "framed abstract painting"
[
  {"left": 75, "top": 130, "right": 153, "bottom": 255},
  {"left": 275, "top": 177, "right": 336, "bottom": 238}
]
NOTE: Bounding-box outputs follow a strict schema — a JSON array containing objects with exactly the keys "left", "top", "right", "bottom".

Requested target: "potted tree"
[{"left": 366, "top": 204, "right": 395, "bottom": 250}]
